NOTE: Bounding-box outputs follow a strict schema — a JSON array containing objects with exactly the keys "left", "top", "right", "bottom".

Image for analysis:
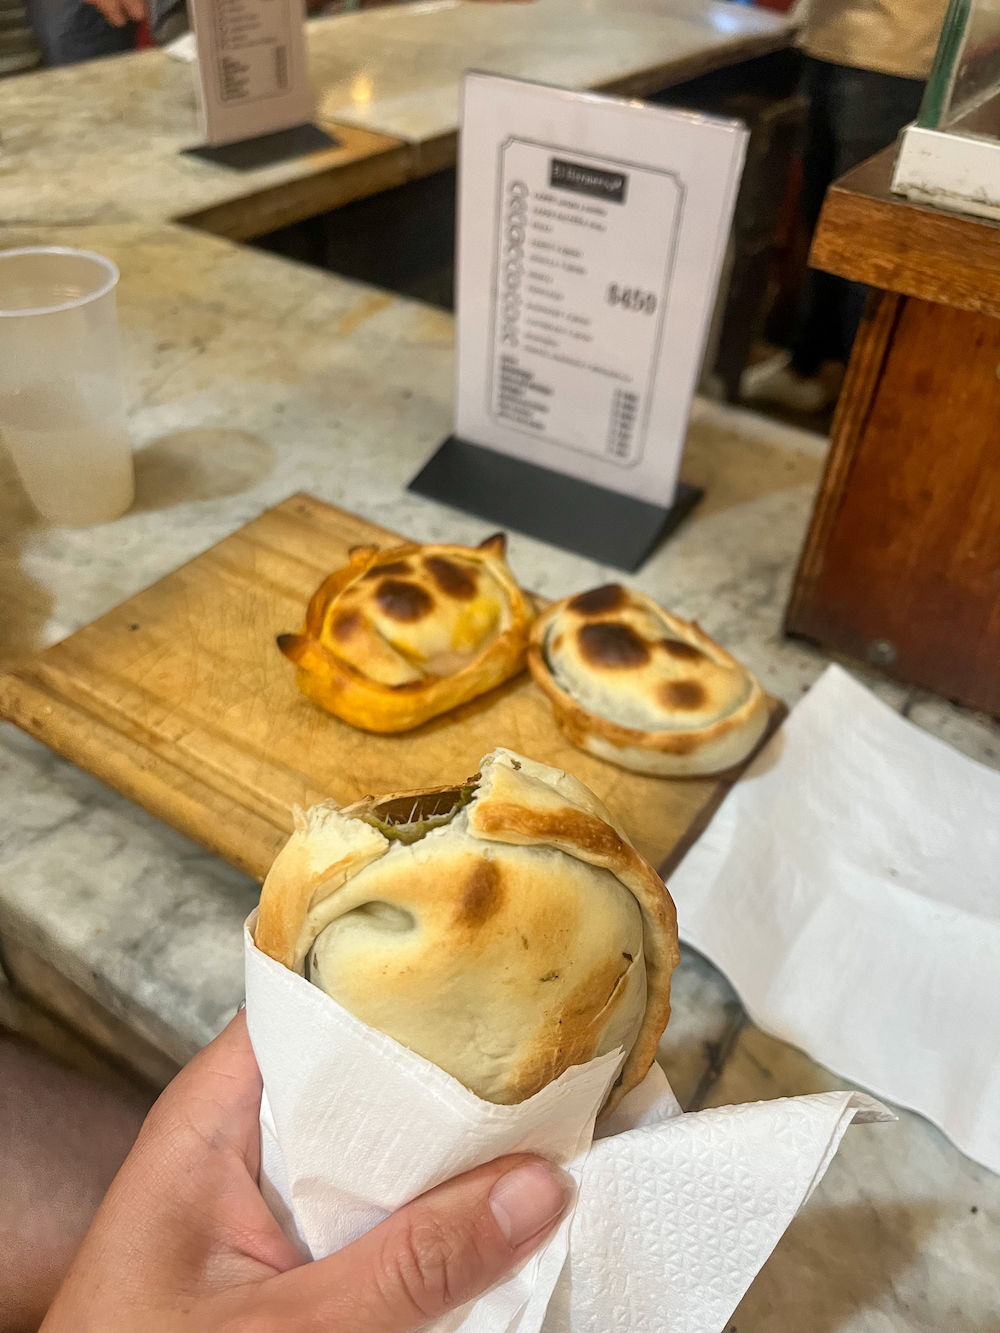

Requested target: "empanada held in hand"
[
  {"left": 528, "top": 584, "right": 769, "bottom": 776},
  {"left": 254, "top": 749, "right": 679, "bottom": 1119},
  {"left": 277, "top": 534, "right": 534, "bottom": 732}
]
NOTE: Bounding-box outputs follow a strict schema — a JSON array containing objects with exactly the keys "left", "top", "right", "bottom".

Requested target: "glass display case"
[{"left": 892, "top": 0, "right": 1000, "bottom": 219}]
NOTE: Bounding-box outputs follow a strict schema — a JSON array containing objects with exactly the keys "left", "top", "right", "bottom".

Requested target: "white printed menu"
[
  {"left": 188, "top": 0, "right": 312, "bottom": 147},
  {"left": 456, "top": 74, "right": 748, "bottom": 506}
]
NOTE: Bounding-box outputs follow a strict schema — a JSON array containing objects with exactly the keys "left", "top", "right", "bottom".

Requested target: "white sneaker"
[{"left": 741, "top": 351, "right": 837, "bottom": 414}]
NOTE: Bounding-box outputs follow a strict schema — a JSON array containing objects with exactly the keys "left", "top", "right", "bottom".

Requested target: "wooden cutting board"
[{"left": 0, "top": 494, "right": 784, "bottom": 881}]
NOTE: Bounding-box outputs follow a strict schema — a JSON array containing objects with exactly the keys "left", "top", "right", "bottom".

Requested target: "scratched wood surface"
[{"left": 0, "top": 494, "right": 783, "bottom": 882}]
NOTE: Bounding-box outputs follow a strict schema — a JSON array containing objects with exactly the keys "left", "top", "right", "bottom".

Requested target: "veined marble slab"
[
  {"left": 0, "top": 46, "right": 408, "bottom": 236},
  {"left": 0, "top": 222, "right": 998, "bottom": 1330},
  {"left": 0, "top": 0, "right": 789, "bottom": 235}
]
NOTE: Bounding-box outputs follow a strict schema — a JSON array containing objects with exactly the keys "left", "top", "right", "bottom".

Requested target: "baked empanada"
[
  {"left": 528, "top": 584, "right": 769, "bottom": 776},
  {"left": 254, "top": 749, "right": 679, "bottom": 1118},
  {"left": 278, "top": 534, "right": 534, "bottom": 732}
]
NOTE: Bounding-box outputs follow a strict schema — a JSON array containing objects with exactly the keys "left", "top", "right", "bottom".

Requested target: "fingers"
[
  {"left": 82, "top": 0, "right": 146, "bottom": 24},
  {"left": 143, "top": 1011, "right": 263, "bottom": 1167},
  {"left": 263, "top": 1154, "right": 572, "bottom": 1332},
  {"left": 85, "top": 0, "right": 128, "bottom": 25}
]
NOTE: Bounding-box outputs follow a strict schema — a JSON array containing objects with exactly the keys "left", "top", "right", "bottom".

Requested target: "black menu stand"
[
  {"left": 184, "top": 123, "right": 338, "bottom": 171},
  {"left": 408, "top": 436, "right": 702, "bottom": 573}
]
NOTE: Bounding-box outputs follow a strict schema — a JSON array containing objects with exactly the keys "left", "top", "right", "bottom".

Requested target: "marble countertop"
[
  {"left": 0, "top": 0, "right": 790, "bottom": 236},
  {"left": 1, "top": 219, "right": 999, "bottom": 1328},
  {"left": 310, "top": 0, "right": 790, "bottom": 141}
]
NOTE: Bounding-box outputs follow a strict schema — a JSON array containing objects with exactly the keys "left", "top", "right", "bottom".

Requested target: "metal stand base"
[
  {"left": 184, "top": 123, "right": 338, "bottom": 171},
  {"left": 408, "top": 437, "right": 702, "bottom": 572}
]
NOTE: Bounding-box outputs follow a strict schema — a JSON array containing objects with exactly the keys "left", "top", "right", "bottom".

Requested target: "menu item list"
[
  {"left": 214, "top": 0, "right": 292, "bottom": 103},
  {"left": 488, "top": 139, "right": 682, "bottom": 468}
]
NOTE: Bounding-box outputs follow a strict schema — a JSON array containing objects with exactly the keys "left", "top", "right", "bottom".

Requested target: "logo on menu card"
[{"left": 549, "top": 158, "right": 628, "bottom": 204}]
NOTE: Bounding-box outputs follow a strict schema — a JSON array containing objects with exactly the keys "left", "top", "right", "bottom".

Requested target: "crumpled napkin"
[
  {"left": 246, "top": 915, "right": 891, "bottom": 1332},
  {"left": 668, "top": 663, "right": 1000, "bottom": 1173}
]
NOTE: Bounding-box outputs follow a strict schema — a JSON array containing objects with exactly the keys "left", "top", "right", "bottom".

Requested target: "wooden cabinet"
[{"left": 785, "top": 148, "right": 1000, "bottom": 714}]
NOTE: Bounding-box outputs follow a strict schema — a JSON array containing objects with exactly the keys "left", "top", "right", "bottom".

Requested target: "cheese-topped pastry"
[
  {"left": 254, "top": 749, "right": 679, "bottom": 1118},
  {"left": 277, "top": 534, "right": 534, "bottom": 732},
  {"left": 528, "top": 584, "right": 769, "bottom": 776}
]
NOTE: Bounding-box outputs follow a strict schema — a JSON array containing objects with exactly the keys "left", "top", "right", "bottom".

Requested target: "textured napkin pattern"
[
  {"left": 668, "top": 664, "right": 1000, "bottom": 1173},
  {"left": 545, "top": 1089, "right": 890, "bottom": 1333}
]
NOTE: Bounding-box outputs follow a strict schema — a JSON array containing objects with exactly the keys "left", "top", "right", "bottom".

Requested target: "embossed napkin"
[
  {"left": 245, "top": 917, "right": 891, "bottom": 1333},
  {"left": 668, "top": 663, "right": 1000, "bottom": 1173}
]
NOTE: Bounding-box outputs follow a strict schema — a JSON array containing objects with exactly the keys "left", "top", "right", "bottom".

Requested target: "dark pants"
[
  {"left": 24, "top": 0, "right": 136, "bottom": 65},
  {"left": 791, "top": 58, "right": 925, "bottom": 375}
]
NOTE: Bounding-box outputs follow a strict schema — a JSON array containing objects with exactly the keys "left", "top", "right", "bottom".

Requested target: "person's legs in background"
[
  {"left": 786, "top": 57, "right": 842, "bottom": 382},
  {"left": 0, "top": 1038, "right": 151, "bottom": 1333},
  {"left": 794, "top": 61, "right": 926, "bottom": 371},
  {"left": 745, "top": 57, "right": 926, "bottom": 412},
  {"left": 24, "top": 0, "right": 136, "bottom": 65}
]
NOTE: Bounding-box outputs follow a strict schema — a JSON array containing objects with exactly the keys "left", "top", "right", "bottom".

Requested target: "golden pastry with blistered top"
[
  {"left": 277, "top": 534, "right": 534, "bottom": 732},
  {"left": 528, "top": 584, "right": 769, "bottom": 776},
  {"left": 254, "top": 748, "right": 679, "bottom": 1117}
]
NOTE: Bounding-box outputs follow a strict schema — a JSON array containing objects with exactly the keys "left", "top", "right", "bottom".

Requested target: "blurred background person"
[
  {"left": 744, "top": 0, "right": 951, "bottom": 413},
  {"left": 23, "top": 0, "right": 186, "bottom": 67}
]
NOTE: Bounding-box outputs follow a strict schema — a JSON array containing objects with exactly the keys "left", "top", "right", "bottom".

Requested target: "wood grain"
[
  {"left": 0, "top": 496, "right": 782, "bottom": 883},
  {"left": 786, "top": 294, "right": 1000, "bottom": 713},
  {"left": 785, "top": 288, "right": 902, "bottom": 629},
  {"left": 810, "top": 147, "right": 1000, "bottom": 321}
]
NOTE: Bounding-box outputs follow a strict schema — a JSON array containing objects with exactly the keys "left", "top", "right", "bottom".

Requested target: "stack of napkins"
[
  {"left": 668, "top": 664, "right": 1000, "bottom": 1173},
  {"left": 246, "top": 916, "right": 891, "bottom": 1333}
]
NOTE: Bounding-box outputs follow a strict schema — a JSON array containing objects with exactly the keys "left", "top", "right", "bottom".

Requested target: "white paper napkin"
[
  {"left": 246, "top": 916, "right": 891, "bottom": 1332},
  {"left": 542, "top": 1078, "right": 889, "bottom": 1333},
  {"left": 668, "top": 663, "right": 1000, "bottom": 1173},
  {"left": 246, "top": 918, "right": 622, "bottom": 1333}
]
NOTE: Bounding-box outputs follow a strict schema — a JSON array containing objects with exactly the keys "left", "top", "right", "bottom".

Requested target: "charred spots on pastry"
[
  {"left": 622, "top": 952, "right": 633, "bottom": 963},
  {"left": 364, "top": 559, "right": 411, "bottom": 579},
  {"left": 331, "top": 610, "right": 361, "bottom": 642},
  {"left": 425, "top": 555, "right": 477, "bottom": 600},
  {"left": 474, "top": 801, "right": 625, "bottom": 861},
  {"left": 460, "top": 858, "right": 503, "bottom": 926},
  {"left": 659, "top": 680, "right": 706, "bottom": 710},
  {"left": 523, "top": 952, "right": 632, "bottom": 1094},
  {"left": 539, "top": 971, "right": 559, "bottom": 982},
  {"left": 661, "top": 731, "right": 699, "bottom": 755},
  {"left": 577, "top": 621, "right": 650, "bottom": 669},
  {"left": 375, "top": 579, "right": 433, "bottom": 621},
  {"left": 275, "top": 632, "right": 300, "bottom": 659},
  {"left": 660, "top": 637, "right": 705, "bottom": 661},
  {"left": 478, "top": 532, "right": 507, "bottom": 555},
  {"left": 568, "top": 584, "right": 626, "bottom": 616}
]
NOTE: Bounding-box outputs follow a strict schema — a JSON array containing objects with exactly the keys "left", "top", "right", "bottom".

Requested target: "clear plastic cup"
[{"left": 0, "top": 247, "right": 135, "bottom": 527}]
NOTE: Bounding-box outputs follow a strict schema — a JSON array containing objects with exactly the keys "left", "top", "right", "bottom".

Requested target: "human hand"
[
  {"left": 40, "top": 1012, "right": 571, "bottom": 1333},
  {"left": 81, "top": 0, "right": 147, "bottom": 28}
]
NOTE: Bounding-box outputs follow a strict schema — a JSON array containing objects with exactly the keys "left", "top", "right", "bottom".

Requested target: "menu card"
[
  {"left": 188, "top": 0, "right": 312, "bottom": 148},
  {"left": 455, "top": 73, "right": 748, "bottom": 507}
]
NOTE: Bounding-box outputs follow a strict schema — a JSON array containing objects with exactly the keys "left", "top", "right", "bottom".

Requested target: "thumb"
[{"left": 258, "top": 1154, "right": 572, "bottom": 1332}]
